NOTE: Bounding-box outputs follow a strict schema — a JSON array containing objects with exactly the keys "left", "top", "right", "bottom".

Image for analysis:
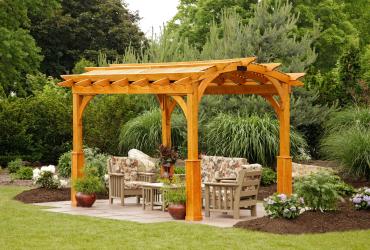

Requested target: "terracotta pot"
[
  {"left": 75, "top": 192, "right": 96, "bottom": 207},
  {"left": 168, "top": 203, "right": 186, "bottom": 220}
]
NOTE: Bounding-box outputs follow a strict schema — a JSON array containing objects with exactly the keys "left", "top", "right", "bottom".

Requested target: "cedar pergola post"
[
  {"left": 59, "top": 57, "right": 304, "bottom": 218},
  {"left": 185, "top": 87, "right": 202, "bottom": 221},
  {"left": 276, "top": 83, "right": 292, "bottom": 195}
]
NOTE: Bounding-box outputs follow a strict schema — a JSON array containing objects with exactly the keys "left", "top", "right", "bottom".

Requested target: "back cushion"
[
  {"left": 201, "top": 155, "right": 249, "bottom": 182},
  {"left": 108, "top": 156, "right": 139, "bottom": 182}
]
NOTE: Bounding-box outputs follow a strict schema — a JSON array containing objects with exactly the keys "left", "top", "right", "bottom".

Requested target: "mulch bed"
[
  {"left": 234, "top": 201, "right": 370, "bottom": 234},
  {"left": 14, "top": 188, "right": 108, "bottom": 203}
]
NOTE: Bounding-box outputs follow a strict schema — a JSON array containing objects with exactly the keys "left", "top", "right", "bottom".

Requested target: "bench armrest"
[{"left": 203, "top": 182, "right": 239, "bottom": 187}]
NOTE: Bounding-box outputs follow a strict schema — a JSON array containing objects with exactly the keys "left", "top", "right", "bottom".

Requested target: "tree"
[
  {"left": 293, "top": 0, "right": 359, "bottom": 72},
  {"left": 30, "top": 0, "right": 146, "bottom": 76},
  {"left": 0, "top": 0, "right": 58, "bottom": 97},
  {"left": 167, "top": 0, "right": 258, "bottom": 48},
  {"left": 200, "top": 2, "right": 317, "bottom": 72}
]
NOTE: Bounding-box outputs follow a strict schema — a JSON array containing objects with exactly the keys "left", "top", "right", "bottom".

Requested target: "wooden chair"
[
  {"left": 204, "top": 169, "right": 262, "bottom": 219},
  {"left": 107, "top": 157, "right": 156, "bottom": 205}
]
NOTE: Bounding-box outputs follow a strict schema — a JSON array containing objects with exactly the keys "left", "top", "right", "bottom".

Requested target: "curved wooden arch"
[{"left": 171, "top": 96, "right": 188, "bottom": 121}]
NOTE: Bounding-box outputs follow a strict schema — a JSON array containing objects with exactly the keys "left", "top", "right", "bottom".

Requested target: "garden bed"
[
  {"left": 14, "top": 188, "right": 108, "bottom": 203},
  {"left": 234, "top": 201, "right": 370, "bottom": 234}
]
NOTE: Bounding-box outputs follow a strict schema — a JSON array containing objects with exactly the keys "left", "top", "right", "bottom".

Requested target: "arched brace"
[
  {"left": 171, "top": 96, "right": 188, "bottom": 121},
  {"left": 261, "top": 94, "right": 282, "bottom": 117},
  {"left": 265, "top": 75, "right": 285, "bottom": 107},
  {"left": 197, "top": 73, "right": 221, "bottom": 102},
  {"left": 78, "top": 95, "right": 94, "bottom": 122}
]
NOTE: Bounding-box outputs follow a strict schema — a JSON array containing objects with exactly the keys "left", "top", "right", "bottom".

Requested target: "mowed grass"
[{"left": 0, "top": 186, "right": 369, "bottom": 250}]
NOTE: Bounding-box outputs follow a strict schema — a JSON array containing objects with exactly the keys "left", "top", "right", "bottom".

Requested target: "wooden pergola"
[{"left": 58, "top": 57, "right": 304, "bottom": 221}]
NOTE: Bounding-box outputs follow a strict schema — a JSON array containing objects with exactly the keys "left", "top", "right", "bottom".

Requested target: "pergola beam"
[{"left": 204, "top": 84, "right": 278, "bottom": 95}]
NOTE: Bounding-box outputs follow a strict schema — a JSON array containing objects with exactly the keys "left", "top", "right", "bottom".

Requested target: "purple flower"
[
  {"left": 352, "top": 197, "right": 362, "bottom": 204},
  {"left": 278, "top": 194, "right": 287, "bottom": 201},
  {"left": 267, "top": 199, "right": 275, "bottom": 205},
  {"left": 363, "top": 195, "right": 370, "bottom": 202}
]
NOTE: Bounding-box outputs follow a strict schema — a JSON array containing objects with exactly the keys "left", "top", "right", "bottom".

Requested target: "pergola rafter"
[{"left": 58, "top": 57, "right": 304, "bottom": 221}]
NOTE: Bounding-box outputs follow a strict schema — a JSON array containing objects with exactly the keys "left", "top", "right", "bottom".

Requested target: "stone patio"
[{"left": 34, "top": 197, "right": 266, "bottom": 228}]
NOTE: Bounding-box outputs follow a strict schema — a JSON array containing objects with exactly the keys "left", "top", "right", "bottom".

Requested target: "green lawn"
[{"left": 0, "top": 186, "right": 368, "bottom": 250}]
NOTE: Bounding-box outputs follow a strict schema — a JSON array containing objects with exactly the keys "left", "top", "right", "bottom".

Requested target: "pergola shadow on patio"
[{"left": 58, "top": 57, "right": 304, "bottom": 221}]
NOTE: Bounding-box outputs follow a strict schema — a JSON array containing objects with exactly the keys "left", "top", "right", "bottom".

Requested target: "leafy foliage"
[
  {"left": 14, "top": 166, "right": 33, "bottom": 180},
  {"left": 161, "top": 176, "right": 186, "bottom": 205},
  {"left": 264, "top": 193, "right": 305, "bottom": 219},
  {"left": 73, "top": 167, "right": 105, "bottom": 195},
  {"left": 57, "top": 147, "right": 109, "bottom": 179},
  {"left": 294, "top": 171, "right": 341, "bottom": 211},
  {"left": 261, "top": 167, "right": 277, "bottom": 186},
  {"left": 7, "top": 158, "right": 23, "bottom": 174},
  {"left": 204, "top": 114, "right": 308, "bottom": 166},
  {"left": 36, "top": 171, "right": 59, "bottom": 189},
  {"left": 30, "top": 0, "right": 146, "bottom": 76},
  {"left": 119, "top": 109, "right": 186, "bottom": 156}
]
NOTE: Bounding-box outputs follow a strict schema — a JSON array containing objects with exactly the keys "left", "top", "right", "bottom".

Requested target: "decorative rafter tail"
[
  {"left": 111, "top": 78, "right": 129, "bottom": 87},
  {"left": 75, "top": 79, "right": 92, "bottom": 87},
  {"left": 57, "top": 79, "right": 74, "bottom": 87},
  {"left": 93, "top": 79, "right": 110, "bottom": 87},
  {"left": 152, "top": 78, "right": 170, "bottom": 86},
  {"left": 286, "top": 73, "right": 306, "bottom": 81},
  {"left": 260, "top": 63, "right": 282, "bottom": 71},
  {"left": 131, "top": 78, "right": 149, "bottom": 86}
]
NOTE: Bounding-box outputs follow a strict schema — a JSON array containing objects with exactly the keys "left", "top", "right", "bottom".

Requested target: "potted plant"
[
  {"left": 73, "top": 167, "right": 104, "bottom": 207},
  {"left": 162, "top": 177, "right": 186, "bottom": 220},
  {"left": 159, "top": 144, "right": 178, "bottom": 179}
]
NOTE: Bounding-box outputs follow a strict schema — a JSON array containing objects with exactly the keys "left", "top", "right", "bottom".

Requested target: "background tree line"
[{"left": 0, "top": 0, "right": 369, "bottom": 178}]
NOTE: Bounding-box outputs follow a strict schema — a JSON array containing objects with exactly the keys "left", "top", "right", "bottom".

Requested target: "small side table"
[{"left": 142, "top": 183, "right": 164, "bottom": 211}]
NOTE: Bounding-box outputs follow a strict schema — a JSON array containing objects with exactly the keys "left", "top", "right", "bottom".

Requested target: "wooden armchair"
[
  {"left": 107, "top": 156, "right": 156, "bottom": 205},
  {"left": 204, "top": 169, "right": 262, "bottom": 219}
]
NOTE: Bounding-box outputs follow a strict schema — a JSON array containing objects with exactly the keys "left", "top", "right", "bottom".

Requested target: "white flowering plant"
[
  {"left": 351, "top": 187, "right": 370, "bottom": 210},
  {"left": 33, "top": 165, "right": 68, "bottom": 189},
  {"left": 264, "top": 193, "right": 305, "bottom": 219}
]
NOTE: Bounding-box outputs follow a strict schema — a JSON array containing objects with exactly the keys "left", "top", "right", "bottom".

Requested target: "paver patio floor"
[{"left": 34, "top": 197, "right": 266, "bottom": 228}]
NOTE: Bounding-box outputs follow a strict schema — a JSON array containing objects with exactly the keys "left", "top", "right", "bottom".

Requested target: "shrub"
[
  {"left": 294, "top": 171, "right": 341, "bottom": 211},
  {"left": 351, "top": 187, "right": 370, "bottom": 210},
  {"left": 7, "top": 158, "right": 23, "bottom": 173},
  {"left": 261, "top": 167, "right": 277, "bottom": 186},
  {"left": 73, "top": 168, "right": 105, "bottom": 194},
  {"left": 324, "top": 107, "right": 370, "bottom": 132},
  {"left": 119, "top": 109, "right": 186, "bottom": 156},
  {"left": 15, "top": 166, "right": 33, "bottom": 180},
  {"left": 204, "top": 114, "right": 309, "bottom": 166},
  {"left": 33, "top": 165, "right": 59, "bottom": 189},
  {"left": 57, "top": 147, "right": 109, "bottom": 179},
  {"left": 161, "top": 176, "right": 186, "bottom": 205},
  {"left": 264, "top": 193, "right": 305, "bottom": 219},
  {"left": 334, "top": 181, "right": 355, "bottom": 197},
  {"left": 321, "top": 126, "right": 370, "bottom": 180}
]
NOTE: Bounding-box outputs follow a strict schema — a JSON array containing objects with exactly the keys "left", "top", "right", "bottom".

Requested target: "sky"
[{"left": 125, "top": 0, "right": 180, "bottom": 37}]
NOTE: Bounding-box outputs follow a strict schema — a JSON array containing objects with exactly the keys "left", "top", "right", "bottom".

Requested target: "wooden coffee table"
[{"left": 142, "top": 183, "right": 164, "bottom": 211}]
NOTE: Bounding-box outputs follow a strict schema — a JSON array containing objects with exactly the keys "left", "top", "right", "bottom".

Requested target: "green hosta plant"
[
  {"left": 264, "top": 193, "right": 305, "bottom": 219},
  {"left": 294, "top": 171, "right": 341, "bottom": 211}
]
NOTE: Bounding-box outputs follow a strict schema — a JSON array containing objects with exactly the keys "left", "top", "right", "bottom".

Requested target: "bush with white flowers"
[
  {"left": 351, "top": 187, "right": 370, "bottom": 210},
  {"left": 33, "top": 165, "right": 68, "bottom": 189},
  {"left": 264, "top": 193, "right": 305, "bottom": 219}
]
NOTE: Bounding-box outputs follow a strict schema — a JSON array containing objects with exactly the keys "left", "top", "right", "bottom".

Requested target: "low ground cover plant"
[
  {"left": 264, "top": 193, "right": 305, "bottom": 219},
  {"left": 351, "top": 187, "right": 370, "bottom": 210},
  {"left": 261, "top": 167, "right": 277, "bottom": 186},
  {"left": 294, "top": 171, "right": 343, "bottom": 211}
]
